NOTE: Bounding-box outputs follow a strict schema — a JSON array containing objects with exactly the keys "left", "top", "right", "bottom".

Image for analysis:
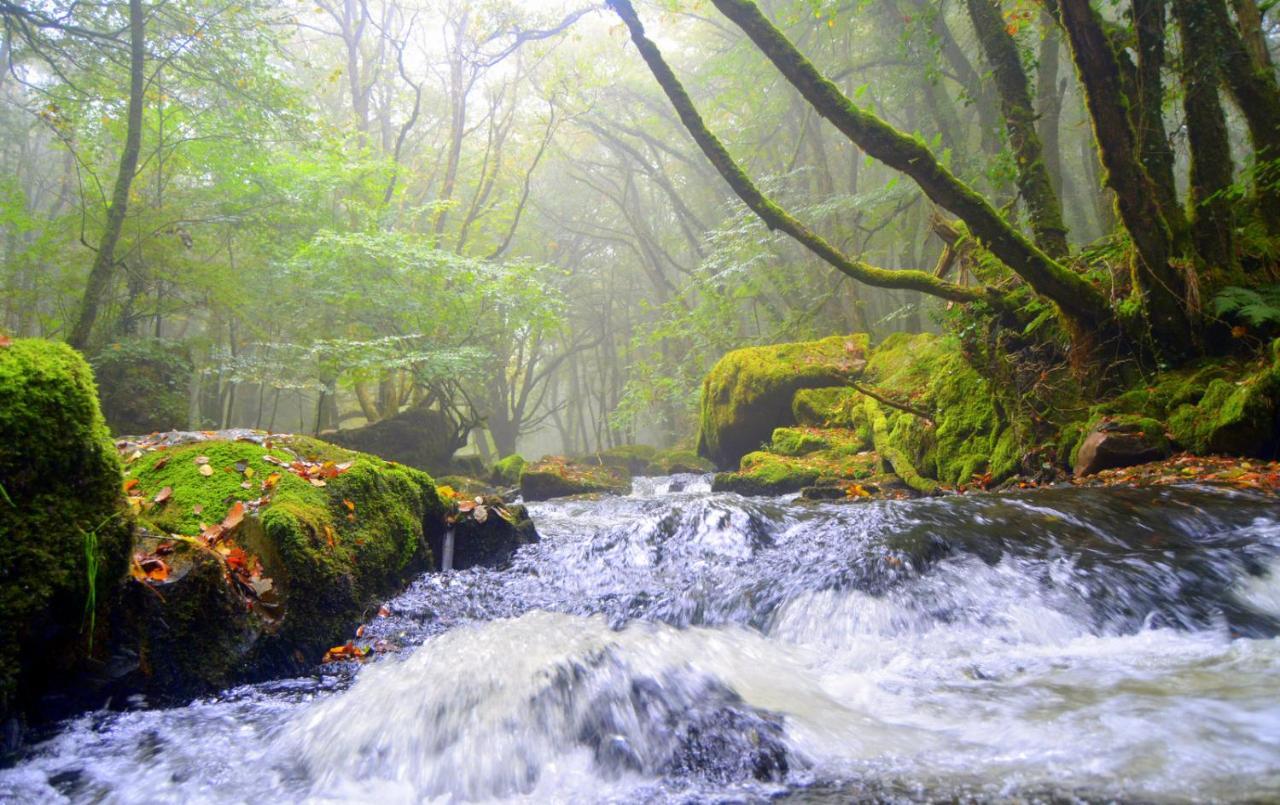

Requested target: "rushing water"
[{"left": 4, "top": 477, "right": 1280, "bottom": 803}]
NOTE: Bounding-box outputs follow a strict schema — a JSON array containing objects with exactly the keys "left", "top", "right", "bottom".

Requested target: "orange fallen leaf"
[
  {"left": 221, "top": 501, "right": 245, "bottom": 531},
  {"left": 343, "top": 499, "right": 356, "bottom": 512},
  {"left": 123, "top": 479, "right": 140, "bottom": 493}
]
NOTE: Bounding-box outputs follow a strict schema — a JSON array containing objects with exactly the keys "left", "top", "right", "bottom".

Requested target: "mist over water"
[{"left": 4, "top": 479, "right": 1280, "bottom": 803}]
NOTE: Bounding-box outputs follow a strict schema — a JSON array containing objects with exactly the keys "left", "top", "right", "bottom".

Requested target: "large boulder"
[
  {"left": 105, "top": 433, "right": 446, "bottom": 701},
  {"left": 0, "top": 339, "right": 132, "bottom": 724},
  {"left": 1167, "top": 347, "right": 1280, "bottom": 456},
  {"left": 1073, "top": 417, "right": 1172, "bottom": 477},
  {"left": 324, "top": 406, "right": 458, "bottom": 473},
  {"left": 91, "top": 338, "right": 192, "bottom": 435},
  {"left": 520, "top": 457, "right": 631, "bottom": 501},
  {"left": 696, "top": 335, "right": 868, "bottom": 469}
]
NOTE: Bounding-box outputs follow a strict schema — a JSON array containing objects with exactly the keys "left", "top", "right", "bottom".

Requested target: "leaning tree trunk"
[
  {"left": 68, "top": 0, "right": 145, "bottom": 350},
  {"left": 690, "top": 0, "right": 1117, "bottom": 338},
  {"left": 1172, "top": 0, "right": 1239, "bottom": 280},
  {"left": 966, "top": 0, "right": 1070, "bottom": 258},
  {"left": 1057, "top": 0, "right": 1193, "bottom": 359}
]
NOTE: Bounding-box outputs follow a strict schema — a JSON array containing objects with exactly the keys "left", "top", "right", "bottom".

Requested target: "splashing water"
[{"left": 4, "top": 479, "right": 1280, "bottom": 803}]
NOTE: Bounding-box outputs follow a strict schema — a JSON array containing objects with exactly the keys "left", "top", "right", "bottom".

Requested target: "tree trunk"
[
  {"left": 1057, "top": 0, "right": 1192, "bottom": 357},
  {"left": 1205, "top": 0, "right": 1280, "bottom": 233},
  {"left": 68, "top": 0, "right": 145, "bottom": 350},
  {"left": 1172, "top": 0, "right": 1239, "bottom": 278},
  {"left": 966, "top": 0, "right": 1070, "bottom": 257},
  {"left": 1131, "top": 0, "right": 1188, "bottom": 243},
  {"left": 690, "top": 0, "right": 1116, "bottom": 333}
]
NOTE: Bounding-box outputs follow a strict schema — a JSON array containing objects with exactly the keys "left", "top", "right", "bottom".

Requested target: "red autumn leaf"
[
  {"left": 153, "top": 486, "right": 173, "bottom": 504},
  {"left": 226, "top": 546, "right": 248, "bottom": 571},
  {"left": 123, "top": 478, "right": 140, "bottom": 493},
  {"left": 138, "top": 556, "right": 169, "bottom": 581}
]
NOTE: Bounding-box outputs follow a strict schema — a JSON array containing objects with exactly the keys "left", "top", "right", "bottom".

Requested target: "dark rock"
[
  {"left": 430, "top": 497, "right": 539, "bottom": 570},
  {"left": 323, "top": 407, "right": 459, "bottom": 473},
  {"left": 1074, "top": 418, "right": 1172, "bottom": 477}
]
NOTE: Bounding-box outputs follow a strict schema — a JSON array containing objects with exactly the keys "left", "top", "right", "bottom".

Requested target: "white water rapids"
[{"left": 3, "top": 478, "right": 1280, "bottom": 803}]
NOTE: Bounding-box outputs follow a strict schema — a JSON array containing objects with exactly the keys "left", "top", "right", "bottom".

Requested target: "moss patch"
[
  {"left": 711, "top": 429, "right": 879, "bottom": 496},
  {"left": 650, "top": 447, "right": 715, "bottom": 474},
  {"left": 696, "top": 334, "right": 869, "bottom": 468},
  {"left": 0, "top": 339, "right": 131, "bottom": 720},
  {"left": 491, "top": 454, "right": 527, "bottom": 486},
  {"left": 520, "top": 457, "right": 632, "bottom": 501}
]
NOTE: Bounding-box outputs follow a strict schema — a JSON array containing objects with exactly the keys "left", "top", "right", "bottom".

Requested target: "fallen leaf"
[
  {"left": 123, "top": 478, "right": 140, "bottom": 493},
  {"left": 192, "top": 503, "right": 204, "bottom": 515},
  {"left": 153, "top": 486, "right": 173, "bottom": 504},
  {"left": 377, "top": 604, "right": 390, "bottom": 617},
  {"left": 343, "top": 499, "right": 356, "bottom": 512},
  {"left": 309, "top": 478, "right": 326, "bottom": 487},
  {"left": 199, "top": 464, "right": 215, "bottom": 477},
  {"left": 263, "top": 472, "right": 281, "bottom": 490},
  {"left": 221, "top": 501, "right": 245, "bottom": 531},
  {"left": 194, "top": 455, "right": 210, "bottom": 465}
]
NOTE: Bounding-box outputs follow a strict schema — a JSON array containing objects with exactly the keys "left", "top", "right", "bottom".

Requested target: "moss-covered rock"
[
  {"left": 696, "top": 335, "right": 868, "bottom": 469},
  {"left": 520, "top": 457, "right": 631, "bottom": 501},
  {"left": 323, "top": 406, "right": 458, "bottom": 474},
  {"left": 0, "top": 339, "right": 131, "bottom": 721},
  {"left": 491, "top": 454, "right": 527, "bottom": 486},
  {"left": 1168, "top": 368, "right": 1280, "bottom": 456},
  {"left": 593, "top": 444, "right": 659, "bottom": 475},
  {"left": 433, "top": 496, "right": 539, "bottom": 570},
  {"left": 109, "top": 433, "right": 445, "bottom": 698},
  {"left": 650, "top": 448, "right": 715, "bottom": 474},
  {"left": 91, "top": 338, "right": 192, "bottom": 435},
  {"left": 711, "top": 435, "right": 880, "bottom": 496}
]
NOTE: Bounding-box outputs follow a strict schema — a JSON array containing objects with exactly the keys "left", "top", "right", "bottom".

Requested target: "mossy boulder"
[
  {"left": 650, "top": 448, "right": 714, "bottom": 474},
  {"left": 1073, "top": 416, "right": 1172, "bottom": 477},
  {"left": 108, "top": 433, "right": 445, "bottom": 699},
  {"left": 520, "top": 457, "right": 632, "bottom": 501},
  {"left": 593, "top": 444, "right": 659, "bottom": 475},
  {"left": 712, "top": 428, "right": 879, "bottom": 496},
  {"left": 323, "top": 406, "right": 458, "bottom": 474},
  {"left": 1168, "top": 366, "right": 1280, "bottom": 456},
  {"left": 0, "top": 339, "right": 132, "bottom": 722},
  {"left": 696, "top": 335, "right": 868, "bottom": 469},
  {"left": 90, "top": 338, "right": 192, "bottom": 435},
  {"left": 491, "top": 454, "right": 527, "bottom": 486}
]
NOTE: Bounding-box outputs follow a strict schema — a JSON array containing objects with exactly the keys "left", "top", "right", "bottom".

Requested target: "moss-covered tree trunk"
[
  {"left": 1057, "top": 0, "right": 1193, "bottom": 358},
  {"left": 694, "top": 0, "right": 1117, "bottom": 340},
  {"left": 1204, "top": 0, "right": 1280, "bottom": 234},
  {"left": 1131, "top": 0, "right": 1189, "bottom": 244},
  {"left": 966, "top": 0, "right": 1070, "bottom": 258},
  {"left": 1171, "top": 0, "right": 1239, "bottom": 279}
]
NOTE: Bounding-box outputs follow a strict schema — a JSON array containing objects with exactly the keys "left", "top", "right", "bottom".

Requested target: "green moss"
[
  {"left": 1168, "top": 368, "right": 1279, "bottom": 455},
  {"left": 491, "top": 454, "right": 527, "bottom": 485},
  {"left": 650, "top": 448, "right": 714, "bottom": 474},
  {"left": 520, "top": 457, "right": 632, "bottom": 501},
  {"left": 0, "top": 339, "right": 131, "bottom": 718},
  {"left": 792, "top": 387, "right": 867, "bottom": 431},
  {"left": 865, "top": 397, "right": 939, "bottom": 495},
  {"left": 127, "top": 434, "right": 442, "bottom": 668},
  {"left": 696, "top": 334, "right": 869, "bottom": 468},
  {"left": 711, "top": 442, "right": 879, "bottom": 496}
]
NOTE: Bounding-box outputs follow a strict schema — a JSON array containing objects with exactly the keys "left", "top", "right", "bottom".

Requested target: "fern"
[{"left": 1211, "top": 284, "right": 1280, "bottom": 328}]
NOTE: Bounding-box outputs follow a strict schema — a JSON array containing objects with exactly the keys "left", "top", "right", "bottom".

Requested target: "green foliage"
[{"left": 1211, "top": 285, "right": 1280, "bottom": 329}]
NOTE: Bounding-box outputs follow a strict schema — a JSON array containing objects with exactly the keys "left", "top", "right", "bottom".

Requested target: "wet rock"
[
  {"left": 323, "top": 406, "right": 459, "bottom": 474},
  {"left": 696, "top": 334, "right": 868, "bottom": 469},
  {"left": 432, "top": 496, "right": 539, "bottom": 570},
  {"left": 0, "top": 339, "right": 132, "bottom": 724},
  {"left": 1074, "top": 417, "right": 1171, "bottom": 477},
  {"left": 520, "top": 457, "right": 631, "bottom": 501}
]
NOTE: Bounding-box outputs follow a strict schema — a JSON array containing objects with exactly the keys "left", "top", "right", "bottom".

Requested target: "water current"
[{"left": 3, "top": 476, "right": 1280, "bottom": 803}]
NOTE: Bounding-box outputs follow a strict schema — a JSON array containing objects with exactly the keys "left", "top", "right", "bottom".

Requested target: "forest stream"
[{"left": 3, "top": 477, "right": 1280, "bottom": 803}]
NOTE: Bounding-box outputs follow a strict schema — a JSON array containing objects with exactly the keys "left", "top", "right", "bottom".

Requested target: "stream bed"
[{"left": 3, "top": 477, "right": 1280, "bottom": 803}]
